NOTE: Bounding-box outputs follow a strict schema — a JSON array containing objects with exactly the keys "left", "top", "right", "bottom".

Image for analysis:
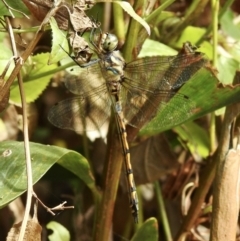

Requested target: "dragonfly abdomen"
[{"left": 116, "top": 110, "right": 139, "bottom": 223}]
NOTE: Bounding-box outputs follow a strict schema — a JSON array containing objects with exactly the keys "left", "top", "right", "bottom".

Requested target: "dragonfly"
[{"left": 48, "top": 28, "right": 207, "bottom": 223}]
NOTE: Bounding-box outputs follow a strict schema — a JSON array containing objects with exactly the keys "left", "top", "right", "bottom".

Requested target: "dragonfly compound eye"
[{"left": 102, "top": 33, "right": 118, "bottom": 52}]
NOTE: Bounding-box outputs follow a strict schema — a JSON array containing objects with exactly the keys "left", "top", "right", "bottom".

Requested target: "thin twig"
[
  {"left": 5, "top": 16, "right": 33, "bottom": 241},
  {"left": 3, "top": 3, "right": 64, "bottom": 239},
  {"left": 32, "top": 192, "right": 74, "bottom": 216}
]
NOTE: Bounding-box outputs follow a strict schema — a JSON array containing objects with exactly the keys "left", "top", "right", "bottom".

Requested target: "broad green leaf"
[
  {"left": 216, "top": 55, "right": 239, "bottom": 84},
  {"left": 140, "top": 68, "right": 240, "bottom": 136},
  {"left": 0, "top": 141, "right": 95, "bottom": 208},
  {"left": 174, "top": 122, "right": 210, "bottom": 159},
  {"left": 10, "top": 53, "right": 58, "bottom": 104},
  {"left": 47, "top": 221, "right": 70, "bottom": 241},
  {"left": 131, "top": 218, "right": 158, "bottom": 241},
  {"left": 221, "top": 9, "right": 240, "bottom": 40},
  {"left": 49, "top": 17, "right": 69, "bottom": 64},
  {"left": 0, "top": 0, "right": 29, "bottom": 17},
  {"left": 139, "top": 39, "right": 177, "bottom": 58},
  {"left": 175, "top": 26, "right": 206, "bottom": 46}
]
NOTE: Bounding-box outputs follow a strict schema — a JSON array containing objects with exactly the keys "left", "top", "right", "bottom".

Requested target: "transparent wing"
[
  {"left": 124, "top": 52, "right": 207, "bottom": 91},
  {"left": 64, "top": 63, "right": 105, "bottom": 96},
  {"left": 143, "top": 93, "right": 196, "bottom": 132},
  {"left": 120, "top": 52, "right": 204, "bottom": 129},
  {"left": 121, "top": 84, "right": 195, "bottom": 130},
  {"left": 48, "top": 92, "right": 111, "bottom": 133}
]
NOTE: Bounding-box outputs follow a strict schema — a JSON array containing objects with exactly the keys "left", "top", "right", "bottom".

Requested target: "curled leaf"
[
  {"left": 97, "top": 0, "right": 150, "bottom": 35},
  {"left": 113, "top": 1, "right": 150, "bottom": 35}
]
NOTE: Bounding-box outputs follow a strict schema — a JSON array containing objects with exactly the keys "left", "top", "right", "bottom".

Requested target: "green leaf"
[
  {"left": 0, "top": 0, "right": 29, "bottom": 17},
  {"left": 10, "top": 53, "right": 58, "bottom": 104},
  {"left": 175, "top": 26, "right": 206, "bottom": 45},
  {"left": 0, "top": 141, "right": 95, "bottom": 208},
  {"left": 174, "top": 122, "right": 210, "bottom": 158},
  {"left": 47, "top": 221, "right": 70, "bottom": 241},
  {"left": 140, "top": 68, "right": 240, "bottom": 136},
  {"left": 138, "top": 39, "right": 177, "bottom": 58},
  {"left": 131, "top": 218, "right": 158, "bottom": 241},
  {"left": 49, "top": 17, "right": 69, "bottom": 65},
  {"left": 228, "top": 41, "right": 240, "bottom": 63},
  {"left": 221, "top": 9, "right": 240, "bottom": 40},
  {"left": 175, "top": 26, "right": 213, "bottom": 58},
  {"left": 216, "top": 55, "right": 239, "bottom": 84}
]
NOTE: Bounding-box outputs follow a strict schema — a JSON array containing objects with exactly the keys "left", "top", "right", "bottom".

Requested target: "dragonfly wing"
[
  {"left": 143, "top": 93, "right": 196, "bottom": 132},
  {"left": 121, "top": 49, "right": 205, "bottom": 130},
  {"left": 48, "top": 93, "right": 111, "bottom": 133},
  {"left": 64, "top": 64, "right": 105, "bottom": 96},
  {"left": 121, "top": 84, "right": 171, "bottom": 126},
  {"left": 121, "top": 78, "right": 195, "bottom": 131},
  {"left": 124, "top": 51, "right": 207, "bottom": 91}
]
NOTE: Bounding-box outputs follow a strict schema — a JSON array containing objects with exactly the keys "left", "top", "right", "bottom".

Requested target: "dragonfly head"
[{"left": 101, "top": 33, "right": 118, "bottom": 53}]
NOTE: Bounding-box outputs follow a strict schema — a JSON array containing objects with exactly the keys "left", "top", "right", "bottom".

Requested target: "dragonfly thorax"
[
  {"left": 99, "top": 49, "right": 125, "bottom": 80},
  {"left": 106, "top": 80, "right": 121, "bottom": 96}
]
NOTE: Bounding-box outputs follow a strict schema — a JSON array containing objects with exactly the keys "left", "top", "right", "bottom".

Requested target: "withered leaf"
[
  {"left": 69, "top": 4, "right": 96, "bottom": 32},
  {"left": 6, "top": 201, "right": 42, "bottom": 241},
  {"left": 68, "top": 32, "right": 92, "bottom": 64},
  {"left": 6, "top": 220, "right": 42, "bottom": 241},
  {"left": 22, "top": 0, "right": 96, "bottom": 33}
]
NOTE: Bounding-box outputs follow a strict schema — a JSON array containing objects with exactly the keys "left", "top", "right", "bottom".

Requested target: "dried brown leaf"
[
  {"left": 69, "top": 32, "right": 92, "bottom": 63},
  {"left": 6, "top": 220, "right": 41, "bottom": 241},
  {"left": 22, "top": 0, "right": 96, "bottom": 32},
  {"left": 6, "top": 203, "right": 42, "bottom": 241},
  {"left": 70, "top": 4, "right": 96, "bottom": 32},
  {"left": 22, "top": 0, "right": 53, "bottom": 22}
]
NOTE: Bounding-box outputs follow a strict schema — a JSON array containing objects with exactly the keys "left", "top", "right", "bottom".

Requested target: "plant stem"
[
  {"left": 5, "top": 16, "right": 33, "bottom": 241},
  {"left": 155, "top": 181, "right": 172, "bottom": 241},
  {"left": 122, "top": 0, "right": 145, "bottom": 62},
  {"left": 93, "top": 120, "right": 123, "bottom": 241},
  {"left": 145, "top": 0, "right": 176, "bottom": 24},
  {"left": 196, "top": 0, "right": 235, "bottom": 45},
  {"left": 113, "top": 2, "right": 125, "bottom": 46},
  {"left": 209, "top": 0, "right": 219, "bottom": 153}
]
